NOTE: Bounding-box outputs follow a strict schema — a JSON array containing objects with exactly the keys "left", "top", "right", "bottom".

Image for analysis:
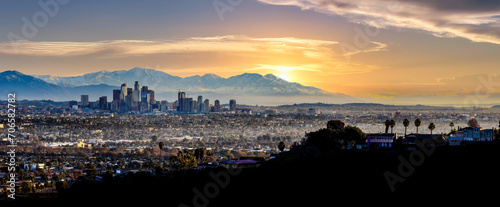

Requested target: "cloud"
[
  {"left": 257, "top": 0, "right": 500, "bottom": 44},
  {"left": 0, "top": 36, "right": 337, "bottom": 56},
  {"left": 0, "top": 35, "right": 384, "bottom": 75}
]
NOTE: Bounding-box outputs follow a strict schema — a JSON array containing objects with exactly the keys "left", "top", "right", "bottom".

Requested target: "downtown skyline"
[{"left": 1, "top": 0, "right": 500, "bottom": 105}]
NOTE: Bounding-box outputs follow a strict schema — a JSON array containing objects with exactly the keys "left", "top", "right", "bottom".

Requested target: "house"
[
  {"left": 403, "top": 133, "right": 445, "bottom": 150},
  {"left": 365, "top": 133, "right": 397, "bottom": 148},
  {"left": 403, "top": 133, "right": 445, "bottom": 144},
  {"left": 447, "top": 127, "right": 495, "bottom": 146}
]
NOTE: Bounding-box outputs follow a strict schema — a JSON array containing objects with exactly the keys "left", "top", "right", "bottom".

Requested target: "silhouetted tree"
[
  {"left": 428, "top": 122, "right": 436, "bottom": 134},
  {"left": 20, "top": 181, "right": 31, "bottom": 195},
  {"left": 385, "top": 120, "right": 391, "bottom": 134},
  {"left": 194, "top": 148, "right": 205, "bottom": 161},
  {"left": 415, "top": 118, "right": 421, "bottom": 133},
  {"left": 343, "top": 125, "right": 366, "bottom": 145},
  {"left": 278, "top": 141, "right": 285, "bottom": 152},
  {"left": 403, "top": 118, "right": 410, "bottom": 136},
  {"left": 159, "top": 142, "right": 164, "bottom": 160},
  {"left": 467, "top": 118, "right": 480, "bottom": 128},
  {"left": 327, "top": 120, "right": 345, "bottom": 131}
]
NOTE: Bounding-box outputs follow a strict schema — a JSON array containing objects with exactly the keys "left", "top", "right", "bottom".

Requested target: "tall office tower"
[
  {"left": 132, "top": 81, "right": 140, "bottom": 108},
  {"left": 142, "top": 86, "right": 149, "bottom": 93},
  {"left": 197, "top": 96, "right": 203, "bottom": 112},
  {"left": 229, "top": 99, "right": 236, "bottom": 112},
  {"left": 177, "top": 91, "right": 186, "bottom": 112},
  {"left": 81, "top": 95, "right": 89, "bottom": 107},
  {"left": 185, "top": 98, "right": 193, "bottom": 113},
  {"left": 134, "top": 81, "right": 139, "bottom": 91},
  {"left": 148, "top": 90, "right": 155, "bottom": 105},
  {"left": 126, "top": 93, "right": 132, "bottom": 110},
  {"left": 113, "top": 89, "right": 121, "bottom": 101},
  {"left": 112, "top": 89, "right": 121, "bottom": 112},
  {"left": 99, "top": 96, "right": 108, "bottom": 110},
  {"left": 214, "top": 100, "right": 220, "bottom": 112},
  {"left": 120, "top": 83, "right": 127, "bottom": 100},
  {"left": 141, "top": 91, "right": 148, "bottom": 105},
  {"left": 204, "top": 99, "right": 209, "bottom": 112},
  {"left": 192, "top": 100, "right": 198, "bottom": 113}
]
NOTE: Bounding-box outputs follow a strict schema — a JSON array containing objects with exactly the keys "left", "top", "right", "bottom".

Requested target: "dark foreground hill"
[{"left": 4, "top": 143, "right": 500, "bottom": 207}]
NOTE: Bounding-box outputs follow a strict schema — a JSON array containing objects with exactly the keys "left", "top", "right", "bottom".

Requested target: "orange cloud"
[{"left": 257, "top": 0, "right": 500, "bottom": 44}]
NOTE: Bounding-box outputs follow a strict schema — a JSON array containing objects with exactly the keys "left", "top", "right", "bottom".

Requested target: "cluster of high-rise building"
[
  {"left": 71, "top": 81, "right": 238, "bottom": 113},
  {"left": 72, "top": 81, "right": 158, "bottom": 112},
  {"left": 110, "top": 81, "right": 156, "bottom": 112},
  {"left": 176, "top": 91, "right": 236, "bottom": 113}
]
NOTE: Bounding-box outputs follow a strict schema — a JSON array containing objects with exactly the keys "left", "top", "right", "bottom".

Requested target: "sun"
[
  {"left": 254, "top": 64, "right": 299, "bottom": 82},
  {"left": 277, "top": 73, "right": 291, "bottom": 81},
  {"left": 268, "top": 66, "right": 297, "bottom": 82}
]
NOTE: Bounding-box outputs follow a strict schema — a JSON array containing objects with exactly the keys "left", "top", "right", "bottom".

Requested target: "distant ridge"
[
  {"left": 35, "top": 67, "right": 335, "bottom": 96},
  {"left": 2, "top": 68, "right": 359, "bottom": 104}
]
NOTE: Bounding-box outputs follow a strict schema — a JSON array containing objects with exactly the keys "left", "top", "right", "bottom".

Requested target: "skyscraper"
[
  {"left": 229, "top": 99, "right": 236, "bottom": 112},
  {"left": 149, "top": 90, "right": 155, "bottom": 106},
  {"left": 177, "top": 91, "right": 186, "bottom": 112},
  {"left": 112, "top": 89, "right": 121, "bottom": 112},
  {"left": 99, "top": 96, "right": 108, "bottom": 110},
  {"left": 214, "top": 100, "right": 220, "bottom": 112},
  {"left": 204, "top": 99, "right": 209, "bottom": 113},
  {"left": 185, "top": 97, "right": 193, "bottom": 113},
  {"left": 81, "top": 95, "right": 89, "bottom": 107},
  {"left": 134, "top": 81, "right": 139, "bottom": 91},
  {"left": 120, "top": 83, "right": 127, "bottom": 100},
  {"left": 132, "top": 81, "right": 140, "bottom": 109},
  {"left": 113, "top": 89, "right": 121, "bottom": 102},
  {"left": 197, "top": 95, "right": 203, "bottom": 112},
  {"left": 141, "top": 91, "right": 149, "bottom": 111}
]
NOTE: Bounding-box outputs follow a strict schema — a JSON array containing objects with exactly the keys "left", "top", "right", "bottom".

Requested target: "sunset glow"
[{"left": 0, "top": 0, "right": 499, "bottom": 105}]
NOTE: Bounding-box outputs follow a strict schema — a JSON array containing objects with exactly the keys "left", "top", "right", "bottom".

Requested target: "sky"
[{"left": 1, "top": 0, "right": 500, "bottom": 105}]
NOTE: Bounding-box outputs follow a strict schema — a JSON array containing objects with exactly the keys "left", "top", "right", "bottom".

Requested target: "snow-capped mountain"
[
  {"left": 4, "top": 68, "right": 358, "bottom": 104},
  {"left": 35, "top": 67, "right": 343, "bottom": 96}
]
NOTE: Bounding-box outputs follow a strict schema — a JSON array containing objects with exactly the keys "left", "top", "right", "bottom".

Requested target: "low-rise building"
[
  {"left": 447, "top": 127, "right": 495, "bottom": 146},
  {"left": 365, "top": 133, "right": 397, "bottom": 148}
]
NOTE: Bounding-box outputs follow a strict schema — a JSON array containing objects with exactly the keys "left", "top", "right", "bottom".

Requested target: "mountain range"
[{"left": 1, "top": 68, "right": 358, "bottom": 105}]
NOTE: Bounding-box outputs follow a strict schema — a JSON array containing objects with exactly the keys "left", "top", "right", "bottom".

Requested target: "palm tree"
[
  {"left": 278, "top": 141, "right": 285, "bottom": 152},
  {"left": 403, "top": 118, "right": 410, "bottom": 136},
  {"left": 415, "top": 118, "right": 421, "bottom": 133},
  {"left": 158, "top": 142, "right": 164, "bottom": 161},
  {"left": 449, "top": 122, "right": 454, "bottom": 132},
  {"left": 385, "top": 120, "right": 391, "bottom": 134},
  {"left": 390, "top": 119, "right": 396, "bottom": 133},
  {"left": 428, "top": 122, "right": 436, "bottom": 134}
]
